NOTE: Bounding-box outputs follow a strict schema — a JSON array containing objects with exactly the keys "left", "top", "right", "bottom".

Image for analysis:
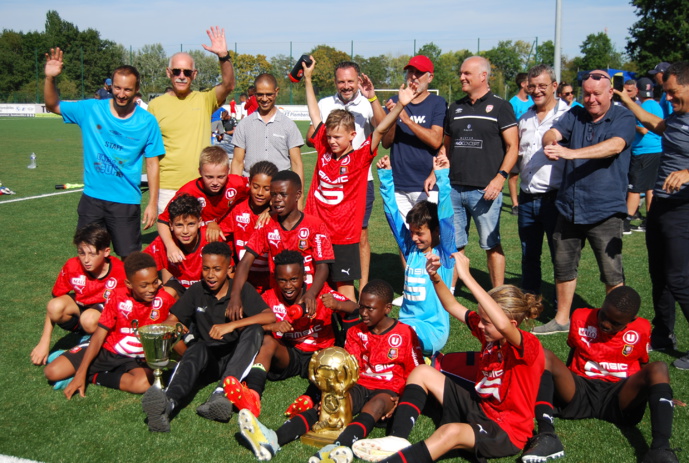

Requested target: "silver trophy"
[{"left": 132, "top": 321, "right": 183, "bottom": 389}]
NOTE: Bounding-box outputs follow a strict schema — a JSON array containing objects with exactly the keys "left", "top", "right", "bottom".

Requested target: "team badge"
[
  {"left": 388, "top": 348, "right": 399, "bottom": 360},
  {"left": 622, "top": 344, "right": 633, "bottom": 356},
  {"left": 299, "top": 239, "right": 308, "bottom": 250},
  {"left": 103, "top": 289, "right": 112, "bottom": 300},
  {"left": 150, "top": 309, "right": 160, "bottom": 321},
  {"left": 388, "top": 334, "right": 403, "bottom": 348},
  {"left": 623, "top": 330, "right": 639, "bottom": 345},
  {"left": 486, "top": 105, "right": 494, "bottom": 113},
  {"left": 339, "top": 166, "right": 348, "bottom": 175}
]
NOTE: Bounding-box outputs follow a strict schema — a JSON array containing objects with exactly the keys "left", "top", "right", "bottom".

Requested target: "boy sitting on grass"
[
  {"left": 521, "top": 286, "right": 679, "bottom": 463},
  {"left": 157, "top": 146, "right": 248, "bottom": 260},
  {"left": 145, "top": 193, "right": 208, "bottom": 298},
  {"left": 45, "top": 252, "right": 176, "bottom": 398},
  {"left": 238, "top": 279, "right": 424, "bottom": 462},
  {"left": 31, "top": 223, "right": 126, "bottom": 366},
  {"left": 141, "top": 242, "right": 275, "bottom": 432},
  {"left": 223, "top": 249, "right": 357, "bottom": 418},
  {"left": 377, "top": 151, "right": 454, "bottom": 356},
  {"left": 302, "top": 56, "right": 420, "bottom": 302}
]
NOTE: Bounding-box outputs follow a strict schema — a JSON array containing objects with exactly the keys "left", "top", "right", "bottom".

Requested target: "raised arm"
[
  {"left": 44, "top": 48, "right": 64, "bottom": 115},
  {"left": 614, "top": 89, "right": 666, "bottom": 134},
  {"left": 359, "top": 73, "right": 386, "bottom": 128},
  {"left": 303, "top": 56, "right": 322, "bottom": 128},
  {"left": 202, "top": 26, "right": 235, "bottom": 105},
  {"left": 426, "top": 253, "right": 468, "bottom": 322},
  {"left": 371, "top": 84, "right": 420, "bottom": 148}
]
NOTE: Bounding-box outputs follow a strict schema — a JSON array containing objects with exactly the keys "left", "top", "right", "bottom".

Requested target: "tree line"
[{"left": 2, "top": 4, "right": 687, "bottom": 104}]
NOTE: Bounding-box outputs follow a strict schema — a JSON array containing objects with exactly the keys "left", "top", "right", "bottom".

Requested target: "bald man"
[
  {"left": 148, "top": 26, "right": 236, "bottom": 213},
  {"left": 533, "top": 70, "right": 636, "bottom": 335}
]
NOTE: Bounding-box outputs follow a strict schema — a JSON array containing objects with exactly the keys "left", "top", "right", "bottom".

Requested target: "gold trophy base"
[{"left": 300, "top": 429, "right": 342, "bottom": 447}]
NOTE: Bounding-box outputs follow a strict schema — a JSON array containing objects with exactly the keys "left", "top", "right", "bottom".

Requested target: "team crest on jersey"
[
  {"left": 486, "top": 105, "right": 493, "bottom": 113},
  {"left": 388, "top": 334, "right": 402, "bottom": 348},
  {"left": 388, "top": 348, "right": 399, "bottom": 360},
  {"left": 299, "top": 240, "right": 308, "bottom": 250},
  {"left": 339, "top": 166, "right": 348, "bottom": 175},
  {"left": 119, "top": 299, "right": 133, "bottom": 317},
  {"left": 103, "top": 289, "right": 112, "bottom": 300},
  {"left": 622, "top": 330, "right": 639, "bottom": 345},
  {"left": 150, "top": 309, "right": 160, "bottom": 321},
  {"left": 622, "top": 344, "right": 633, "bottom": 356}
]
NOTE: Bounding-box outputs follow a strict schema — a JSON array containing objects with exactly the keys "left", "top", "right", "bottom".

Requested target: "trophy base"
[{"left": 300, "top": 429, "right": 343, "bottom": 448}]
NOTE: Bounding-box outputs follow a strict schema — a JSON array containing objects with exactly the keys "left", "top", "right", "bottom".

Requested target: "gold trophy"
[
  {"left": 301, "top": 347, "right": 360, "bottom": 447},
  {"left": 132, "top": 321, "right": 183, "bottom": 389}
]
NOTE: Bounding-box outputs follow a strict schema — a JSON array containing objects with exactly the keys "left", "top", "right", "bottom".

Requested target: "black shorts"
[
  {"left": 267, "top": 345, "right": 313, "bottom": 381},
  {"left": 330, "top": 243, "right": 361, "bottom": 282},
  {"left": 555, "top": 374, "right": 645, "bottom": 425},
  {"left": 63, "top": 344, "right": 147, "bottom": 375},
  {"left": 348, "top": 384, "right": 397, "bottom": 415},
  {"left": 67, "top": 293, "right": 105, "bottom": 314},
  {"left": 440, "top": 377, "right": 521, "bottom": 460},
  {"left": 362, "top": 180, "right": 375, "bottom": 228},
  {"left": 628, "top": 152, "right": 662, "bottom": 193},
  {"left": 77, "top": 194, "right": 142, "bottom": 257}
]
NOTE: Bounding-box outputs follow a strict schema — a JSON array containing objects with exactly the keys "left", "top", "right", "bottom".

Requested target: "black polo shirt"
[
  {"left": 171, "top": 279, "right": 268, "bottom": 346},
  {"left": 445, "top": 91, "right": 517, "bottom": 188}
]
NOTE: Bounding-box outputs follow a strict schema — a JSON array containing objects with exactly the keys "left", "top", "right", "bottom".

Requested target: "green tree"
[
  {"left": 483, "top": 40, "right": 532, "bottom": 96},
  {"left": 359, "top": 54, "right": 390, "bottom": 87},
  {"left": 579, "top": 32, "right": 624, "bottom": 70},
  {"left": 133, "top": 44, "right": 168, "bottom": 96},
  {"left": 230, "top": 51, "right": 271, "bottom": 94},
  {"left": 535, "top": 40, "right": 556, "bottom": 67},
  {"left": 627, "top": 0, "right": 689, "bottom": 73},
  {"left": 417, "top": 42, "right": 442, "bottom": 63},
  {"left": 189, "top": 50, "right": 222, "bottom": 92}
]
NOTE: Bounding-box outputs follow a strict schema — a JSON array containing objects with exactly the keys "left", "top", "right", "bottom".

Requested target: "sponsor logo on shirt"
[
  {"left": 105, "top": 278, "right": 118, "bottom": 289},
  {"left": 579, "top": 325, "right": 597, "bottom": 339},
  {"left": 298, "top": 228, "right": 309, "bottom": 239},
  {"left": 236, "top": 213, "right": 251, "bottom": 230},
  {"left": 410, "top": 115, "right": 426, "bottom": 124},
  {"left": 314, "top": 234, "right": 326, "bottom": 257},
  {"left": 268, "top": 229, "right": 281, "bottom": 247},
  {"left": 119, "top": 299, "right": 133, "bottom": 317},
  {"left": 388, "top": 334, "right": 403, "bottom": 348},
  {"left": 623, "top": 330, "right": 639, "bottom": 345},
  {"left": 71, "top": 275, "right": 86, "bottom": 290},
  {"left": 197, "top": 197, "right": 207, "bottom": 208},
  {"left": 226, "top": 188, "right": 237, "bottom": 201}
]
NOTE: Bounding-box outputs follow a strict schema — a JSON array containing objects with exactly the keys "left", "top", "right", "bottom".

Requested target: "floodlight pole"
[{"left": 554, "top": 0, "right": 562, "bottom": 82}]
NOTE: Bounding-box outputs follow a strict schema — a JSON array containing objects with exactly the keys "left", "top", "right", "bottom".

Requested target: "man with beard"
[
  {"left": 44, "top": 49, "right": 163, "bottom": 258},
  {"left": 148, "top": 26, "right": 235, "bottom": 213}
]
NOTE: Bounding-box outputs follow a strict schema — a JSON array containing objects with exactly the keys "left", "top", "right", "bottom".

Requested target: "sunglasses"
[
  {"left": 562, "top": 91, "right": 574, "bottom": 96},
  {"left": 171, "top": 68, "right": 193, "bottom": 77},
  {"left": 583, "top": 73, "right": 610, "bottom": 81}
]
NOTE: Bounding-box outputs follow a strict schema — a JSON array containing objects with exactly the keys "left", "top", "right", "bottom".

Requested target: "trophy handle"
[
  {"left": 171, "top": 323, "right": 185, "bottom": 347},
  {"left": 131, "top": 319, "right": 139, "bottom": 335}
]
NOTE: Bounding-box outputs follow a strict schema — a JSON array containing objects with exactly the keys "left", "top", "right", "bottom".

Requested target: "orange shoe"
[
  {"left": 284, "top": 394, "right": 315, "bottom": 417},
  {"left": 223, "top": 376, "right": 261, "bottom": 417}
]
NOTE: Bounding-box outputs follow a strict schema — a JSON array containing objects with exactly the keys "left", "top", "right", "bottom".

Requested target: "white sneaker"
[
  {"left": 392, "top": 296, "right": 404, "bottom": 307},
  {"left": 238, "top": 408, "right": 279, "bottom": 461},
  {"left": 308, "top": 444, "right": 353, "bottom": 463},
  {"left": 352, "top": 436, "right": 411, "bottom": 462}
]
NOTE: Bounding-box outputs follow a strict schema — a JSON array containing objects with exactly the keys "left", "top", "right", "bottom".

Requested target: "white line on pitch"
[{"left": 0, "top": 189, "right": 83, "bottom": 204}]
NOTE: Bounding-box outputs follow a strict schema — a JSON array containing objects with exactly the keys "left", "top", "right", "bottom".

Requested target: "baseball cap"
[
  {"left": 105, "top": 78, "right": 112, "bottom": 85},
  {"left": 637, "top": 77, "right": 654, "bottom": 98},
  {"left": 404, "top": 55, "right": 434, "bottom": 74},
  {"left": 649, "top": 62, "right": 671, "bottom": 75}
]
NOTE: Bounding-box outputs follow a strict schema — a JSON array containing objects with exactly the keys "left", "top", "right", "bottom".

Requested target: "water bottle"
[
  {"left": 289, "top": 55, "right": 313, "bottom": 83},
  {"left": 27, "top": 153, "right": 37, "bottom": 169}
]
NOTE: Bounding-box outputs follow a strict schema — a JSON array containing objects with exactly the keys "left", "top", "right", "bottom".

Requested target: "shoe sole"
[
  {"left": 141, "top": 387, "right": 170, "bottom": 433},
  {"left": 238, "top": 409, "right": 275, "bottom": 461},
  {"left": 196, "top": 397, "right": 232, "bottom": 422},
  {"left": 309, "top": 446, "right": 353, "bottom": 463},
  {"left": 522, "top": 450, "right": 565, "bottom": 462},
  {"left": 673, "top": 360, "right": 689, "bottom": 370}
]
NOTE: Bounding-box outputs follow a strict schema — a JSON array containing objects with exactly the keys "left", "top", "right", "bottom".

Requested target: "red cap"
[{"left": 404, "top": 55, "right": 434, "bottom": 74}]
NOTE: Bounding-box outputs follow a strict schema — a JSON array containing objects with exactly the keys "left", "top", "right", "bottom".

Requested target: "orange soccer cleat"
[{"left": 223, "top": 376, "right": 261, "bottom": 417}]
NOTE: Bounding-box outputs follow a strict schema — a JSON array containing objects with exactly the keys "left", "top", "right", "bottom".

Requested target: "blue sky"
[{"left": 2, "top": 0, "right": 638, "bottom": 62}]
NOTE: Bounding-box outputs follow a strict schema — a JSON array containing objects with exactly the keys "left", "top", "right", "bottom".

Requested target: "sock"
[
  {"left": 391, "top": 384, "right": 427, "bottom": 439},
  {"left": 535, "top": 371, "right": 556, "bottom": 434},
  {"left": 383, "top": 441, "right": 433, "bottom": 463},
  {"left": 90, "top": 371, "right": 123, "bottom": 390},
  {"left": 648, "top": 383, "right": 673, "bottom": 449},
  {"left": 57, "top": 316, "right": 81, "bottom": 332},
  {"left": 244, "top": 364, "right": 268, "bottom": 398},
  {"left": 276, "top": 407, "right": 319, "bottom": 446},
  {"left": 336, "top": 412, "right": 376, "bottom": 447}
]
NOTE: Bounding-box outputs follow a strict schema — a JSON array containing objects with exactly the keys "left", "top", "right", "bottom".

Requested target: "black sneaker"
[
  {"left": 673, "top": 352, "right": 689, "bottom": 370},
  {"left": 521, "top": 432, "right": 565, "bottom": 462},
  {"left": 511, "top": 205, "right": 519, "bottom": 216},
  {"left": 623, "top": 217, "right": 632, "bottom": 235},
  {"left": 142, "top": 386, "right": 173, "bottom": 432},
  {"left": 650, "top": 333, "right": 677, "bottom": 352},
  {"left": 196, "top": 391, "right": 233, "bottom": 422},
  {"left": 642, "top": 447, "right": 680, "bottom": 463}
]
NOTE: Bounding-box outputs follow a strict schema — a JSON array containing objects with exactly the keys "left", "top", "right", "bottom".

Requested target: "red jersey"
[
  {"left": 143, "top": 227, "right": 208, "bottom": 288},
  {"left": 52, "top": 257, "right": 126, "bottom": 306},
  {"left": 467, "top": 311, "right": 544, "bottom": 449},
  {"left": 305, "top": 123, "right": 377, "bottom": 245},
  {"left": 261, "top": 284, "right": 343, "bottom": 352},
  {"left": 98, "top": 286, "right": 175, "bottom": 358},
  {"left": 346, "top": 320, "right": 423, "bottom": 395},
  {"left": 158, "top": 175, "right": 249, "bottom": 226},
  {"left": 245, "top": 212, "right": 335, "bottom": 286},
  {"left": 244, "top": 95, "right": 258, "bottom": 115},
  {"left": 568, "top": 307, "right": 650, "bottom": 382},
  {"left": 219, "top": 198, "right": 271, "bottom": 292}
]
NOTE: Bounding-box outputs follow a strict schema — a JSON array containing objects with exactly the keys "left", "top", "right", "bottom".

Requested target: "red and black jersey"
[
  {"left": 568, "top": 307, "right": 650, "bottom": 382},
  {"left": 143, "top": 227, "right": 208, "bottom": 288},
  {"left": 261, "top": 284, "right": 343, "bottom": 352},
  {"left": 158, "top": 175, "right": 249, "bottom": 226},
  {"left": 305, "top": 123, "right": 376, "bottom": 245},
  {"left": 467, "top": 311, "right": 544, "bottom": 449},
  {"left": 346, "top": 320, "right": 423, "bottom": 395},
  {"left": 219, "top": 198, "right": 271, "bottom": 293},
  {"left": 52, "top": 257, "right": 126, "bottom": 306},
  {"left": 98, "top": 286, "right": 175, "bottom": 358},
  {"left": 245, "top": 212, "right": 335, "bottom": 286}
]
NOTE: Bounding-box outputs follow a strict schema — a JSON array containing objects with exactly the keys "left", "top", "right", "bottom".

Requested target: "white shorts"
[{"left": 394, "top": 190, "right": 439, "bottom": 227}]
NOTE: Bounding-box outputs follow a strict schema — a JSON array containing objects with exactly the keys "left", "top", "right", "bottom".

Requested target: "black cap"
[{"left": 649, "top": 62, "right": 671, "bottom": 75}]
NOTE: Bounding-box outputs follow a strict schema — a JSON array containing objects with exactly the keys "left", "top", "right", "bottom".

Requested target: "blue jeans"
[
  {"left": 517, "top": 190, "right": 558, "bottom": 295},
  {"left": 451, "top": 185, "right": 502, "bottom": 250}
]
